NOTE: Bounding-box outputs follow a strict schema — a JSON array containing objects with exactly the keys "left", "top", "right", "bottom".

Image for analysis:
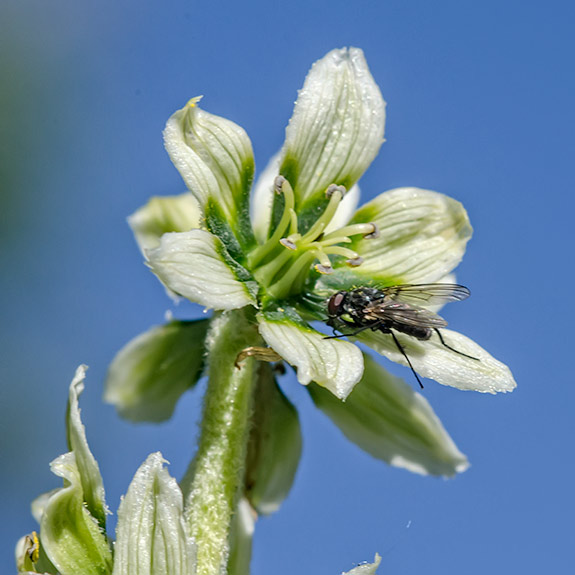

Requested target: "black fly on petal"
[{"left": 325, "top": 283, "right": 479, "bottom": 388}]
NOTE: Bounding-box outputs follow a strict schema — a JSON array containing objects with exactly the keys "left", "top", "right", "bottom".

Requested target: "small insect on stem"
[
  {"left": 235, "top": 346, "right": 283, "bottom": 369},
  {"left": 324, "top": 283, "right": 480, "bottom": 389}
]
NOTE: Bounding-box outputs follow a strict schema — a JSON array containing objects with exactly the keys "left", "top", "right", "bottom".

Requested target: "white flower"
[{"left": 110, "top": 47, "right": 516, "bottom": 478}]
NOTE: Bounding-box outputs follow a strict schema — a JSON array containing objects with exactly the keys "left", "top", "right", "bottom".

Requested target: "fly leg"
[
  {"left": 323, "top": 323, "right": 377, "bottom": 340},
  {"left": 433, "top": 329, "right": 479, "bottom": 361},
  {"left": 387, "top": 329, "right": 424, "bottom": 389}
]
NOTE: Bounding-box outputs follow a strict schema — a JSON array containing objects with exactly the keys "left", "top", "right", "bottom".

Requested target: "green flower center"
[{"left": 247, "top": 177, "right": 378, "bottom": 300}]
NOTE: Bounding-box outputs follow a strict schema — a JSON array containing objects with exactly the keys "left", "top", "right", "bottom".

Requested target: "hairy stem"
[{"left": 182, "top": 309, "right": 261, "bottom": 575}]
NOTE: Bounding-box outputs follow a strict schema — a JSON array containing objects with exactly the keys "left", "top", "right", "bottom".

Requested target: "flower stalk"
[{"left": 182, "top": 309, "right": 261, "bottom": 575}]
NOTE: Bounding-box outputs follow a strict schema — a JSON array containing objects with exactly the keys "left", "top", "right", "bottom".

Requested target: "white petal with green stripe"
[
  {"left": 66, "top": 366, "right": 108, "bottom": 528},
  {"left": 147, "top": 229, "right": 257, "bottom": 310},
  {"left": 359, "top": 328, "right": 516, "bottom": 393},
  {"left": 128, "top": 193, "right": 202, "bottom": 255},
  {"left": 308, "top": 354, "right": 469, "bottom": 476},
  {"left": 257, "top": 310, "right": 363, "bottom": 399},
  {"left": 104, "top": 320, "right": 209, "bottom": 423},
  {"left": 245, "top": 364, "right": 302, "bottom": 515},
  {"left": 38, "top": 452, "right": 113, "bottom": 575},
  {"left": 345, "top": 187, "right": 472, "bottom": 284},
  {"left": 280, "top": 47, "right": 385, "bottom": 205},
  {"left": 343, "top": 554, "right": 382, "bottom": 575},
  {"left": 164, "top": 98, "right": 254, "bottom": 240},
  {"left": 251, "top": 151, "right": 281, "bottom": 244},
  {"left": 112, "top": 452, "right": 195, "bottom": 575}
]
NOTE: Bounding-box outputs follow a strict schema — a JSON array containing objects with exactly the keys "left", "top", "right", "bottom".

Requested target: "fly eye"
[{"left": 328, "top": 292, "right": 346, "bottom": 316}]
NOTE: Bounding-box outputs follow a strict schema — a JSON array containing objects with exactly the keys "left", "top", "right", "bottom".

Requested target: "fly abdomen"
[{"left": 388, "top": 323, "right": 432, "bottom": 340}]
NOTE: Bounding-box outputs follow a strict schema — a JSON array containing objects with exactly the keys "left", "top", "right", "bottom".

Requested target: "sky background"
[{"left": 1, "top": 1, "right": 573, "bottom": 573}]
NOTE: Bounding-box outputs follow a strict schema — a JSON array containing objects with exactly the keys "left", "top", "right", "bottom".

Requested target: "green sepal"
[
  {"left": 104, "top": 320, "right": 210, "bottom": 423},
  {"left": 308, "top": 353, "right": 469, "bottom": 477},
  {"left": 245, "top": 364, "right": 302, "bottom": 515},
  {"left": 38, "top": 452, "right": 113, "bottom": 575}
]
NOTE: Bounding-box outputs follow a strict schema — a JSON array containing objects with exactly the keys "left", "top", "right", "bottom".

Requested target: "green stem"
[{"left": 182, "top": 309, "right": 261, "bottom": 575}]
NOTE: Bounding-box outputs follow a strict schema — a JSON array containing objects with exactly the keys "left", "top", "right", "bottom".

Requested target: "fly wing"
[
  {"left": 365, "top": 300, "right": 448, "bottom": 328},
  {"left": 380, "top": 283, "right": 470, "bottom": 306}
]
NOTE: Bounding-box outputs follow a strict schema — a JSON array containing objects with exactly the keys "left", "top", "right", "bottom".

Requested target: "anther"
[
  {"left": 280, "top": 238, "right": 297, "bottom": 250},
  {"left": 346, "top": 256, "right": 364, "bottom": 267},
  {"left": 363, "top": 223, "right": 380, "bottom": 239},
  {"left": 326, "top": 184, "right": 347, "bottom": 198},
  {"left": 274, "top": 175, "right": 287, "bottom": 194},
  {"left": 315, "top": 264, "right": 333, "bottom": 274}
]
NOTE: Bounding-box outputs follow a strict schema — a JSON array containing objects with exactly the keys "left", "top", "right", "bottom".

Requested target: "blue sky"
[{"left": 1, "top": 1, "right": 573, "bottom": 573}]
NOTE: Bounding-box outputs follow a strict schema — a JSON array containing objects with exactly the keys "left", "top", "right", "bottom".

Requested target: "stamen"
[
  {"left": 363, "top": 223, "right": 380, "bottom": 239},
  {"left": 300, "top": 186, "right": 344, "bottom": 242},
  {"left": 280, "top": 238, "right": 297, "bottom": 250},
  {"left": 326, "top": 184, "right": 347, "bottom": 198},
  {"left": 346, "top": 256, "right": 364, "bottom": 267},
  {"left": 274, "top": 176, "right": 286, "bottom": 194},
  {"left": 248, "top": 177, "right": 297, "bottom": 268},
  {"left": 323, "top": 246, "right": 360, "bottom": 260},
  {"left": 267, "top": 252, "right": 317, "bottom": 298},
  {"left": 311, "top": 248, "right": 333, "bottom": 269},
  {"left": 315, "top": 264, "right": 333, "bottom": 274},
  {"left": 317, "top": 236, "right": 352, "bottom": 247},
  {"left": 321, "top": 222, "right": 378, "bottom": 243},
  {"left": 288, "top": 208, "right": 299, "bottom": 235},
  {"left": 285, "top": 233, "right": 301, "bottom": 244}
]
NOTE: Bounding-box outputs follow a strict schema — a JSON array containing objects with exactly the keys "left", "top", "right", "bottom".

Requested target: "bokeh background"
[{"left": 1, "top": 1, "right": 573, "bottom": 573}]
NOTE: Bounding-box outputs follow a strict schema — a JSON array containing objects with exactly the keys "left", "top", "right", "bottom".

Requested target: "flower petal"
[
  {"left": 257, "top": 308, "right": 363, "bottom": 399},
  {"left": 104, "top": 320, "right": 209, "bottom": 422},
  {"left": 113, "top": 452, "right": 196, "bottom": 575},
  {"left": 251, "top": 152, "right": 281, "bottom": 244},
  {"left": 344, "top": 187, "right": 472, "bottom": 284},
  {"left": 66, "top": 366, "right": 108, "bottom": 528},
  {"left": 359, "top": 328, "right": 516, "bottom": 393},
  {"left": 343, "top": 554, "right": 382, "bottom": 575},
  {"left": 164, "top": 98, "right": 254, "bottom": 248},
  {"left": 280, "top": 48, "right": 385, "bottom": 208},
  {"left": 128, "top": 194, "right": 202, "bottom": 255},
  {"left": 245, "top": 364, "right": 302, "bottom": 515},
  {"left": 308, "top": 354, "right": 469, "bottom": 476},
  {"left": 39, "top": 452, "right": 113, "bottom": 575},
  {"left": 147, "top": 229, "right": 257, "bottom": 310}
]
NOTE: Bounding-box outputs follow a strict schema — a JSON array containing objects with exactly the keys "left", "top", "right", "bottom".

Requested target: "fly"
[{"left": 325, "top": 283, "right": 479, "bottom": 389}]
